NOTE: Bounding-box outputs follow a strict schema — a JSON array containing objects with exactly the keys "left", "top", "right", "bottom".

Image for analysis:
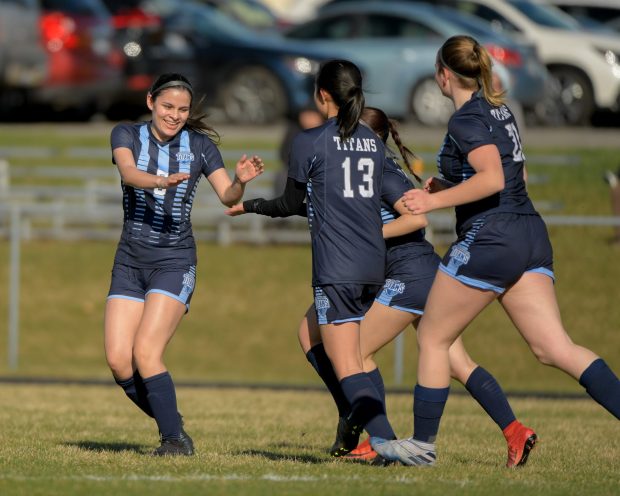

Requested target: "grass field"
[
  {"left": 0, "top": 124, "right": 619, "bottom": 495},
  {"left": 0, "top": 383, "right": 618, "bottom": 496}
]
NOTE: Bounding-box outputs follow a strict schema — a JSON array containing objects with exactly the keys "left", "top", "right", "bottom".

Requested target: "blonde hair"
[{"left": 437, "top": 35, "right": 505, "bottom": 107}]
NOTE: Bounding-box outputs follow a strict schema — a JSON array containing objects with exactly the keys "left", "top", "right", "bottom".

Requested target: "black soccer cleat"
[
  {"left": 329, "top": 416, "right": 362, "bottom": 457},
  {"left": 154, "top": 412, "right": 195, "bottom": 456},
  {"left": 152, "top": 437, "right": 194, "bottom": 456}
]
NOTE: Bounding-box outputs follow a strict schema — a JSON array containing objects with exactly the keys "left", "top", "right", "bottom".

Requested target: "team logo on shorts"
[
  {"left": 315, "top": 288, "right": 330, "bottom": 322},
  {"left": 447, "top": 244, "right": 471, "bottom": 273},
  {"left": 183, "top": 272, "right": 195, "bottom": 290},
  {"left": 383, "top": 279, "right": 405, "bottom": 297},
  {"left": 377, "top": 279, "right": 405, "bottom": 306}
]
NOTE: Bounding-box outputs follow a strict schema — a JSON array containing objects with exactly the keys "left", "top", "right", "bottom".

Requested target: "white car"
[
  {"left": 544, "top": 0, "right": 620, "bottom": 34},
  {"left": 434, "top": 0, "right": 620, "bottom": 125}
]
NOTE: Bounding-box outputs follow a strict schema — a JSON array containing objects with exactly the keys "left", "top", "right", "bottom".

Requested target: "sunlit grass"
[{"left": 0, "top": 384, "right": 617, "bottom": 496}]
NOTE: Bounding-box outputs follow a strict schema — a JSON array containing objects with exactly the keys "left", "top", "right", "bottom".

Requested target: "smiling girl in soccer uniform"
[
  {"left": 371, "top": 35, "right": 620, "bottom": 467},
  {"left": 105, "top": 73, "right": 264, "bottom": 456},
  {"left": 298, "top": 107, "right": 536, "bottom": 467},
  {"left": 226, "top": 60, "right": 397, "bottom": 444}
]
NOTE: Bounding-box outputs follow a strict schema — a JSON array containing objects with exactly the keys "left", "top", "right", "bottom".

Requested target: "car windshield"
[
  {"left": 508, "top": 0, "right": 580, "bottom": 29},
  {"left": 166, "top": 2, "right": 257, "bottom": 42},
  {"left": 437, "top": 7, "right": 500, "bottom": 37}
]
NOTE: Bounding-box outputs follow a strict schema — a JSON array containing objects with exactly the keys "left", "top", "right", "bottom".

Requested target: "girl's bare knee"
[{"left": 106, "top": 353, "right": 133, "bottom": 379}]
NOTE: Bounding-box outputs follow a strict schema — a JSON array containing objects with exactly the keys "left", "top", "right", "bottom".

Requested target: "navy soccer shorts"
[
  {"left": 107, "top": 263, "right": 197, "bottom": 311},
  {"left": 375, "top": 253, "right": 440, "bottom": 315},
  {"left": 313, "top": 284, "right": 382, "bottom": 325},
  {"left": 440, "top": 213, "right": 554, "bottom": 293},
  {"left": 376, "top": 252, "right": 440, "bottom": 314}
]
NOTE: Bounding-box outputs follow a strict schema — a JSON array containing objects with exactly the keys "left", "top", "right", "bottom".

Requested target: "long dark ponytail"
[
  {"left": 315, "top": 60, "right": 364, "bottom": 141},
  {"left": 149, "top": 73, "right": 220, "bottom": 144}
]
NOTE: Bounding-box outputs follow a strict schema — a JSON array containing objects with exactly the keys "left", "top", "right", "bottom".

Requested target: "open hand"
[
  {"left": 224, "top": 203, "right": 246, "bottom": 216},
  {"left": 235, "top": 154, "right": 264, "bottom": 184},
  {"left": 159, "top": 172, "right": 190, "bottom": 189}
]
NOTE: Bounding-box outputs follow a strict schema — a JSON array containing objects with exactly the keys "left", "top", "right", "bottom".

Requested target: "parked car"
[
  {"left": 285, "top": 1, "right": 548, "bottom": 126},
  {"left": 0, "top": 0, "right": 48, "bottom": 116},
  {"left": 29, "top": 0, "right": 125, "bottom": 120},
  {"left": 102, "top": 0, "right": 195, "bottom": 119},
  {"left": 107, "top": 0, "right": 339, "bottom": 123},
  {"left": 198, "top": 0, "right": 292, "bottom": 32},
  {"left": 421, "top": 0, "right": 620, "bottom": 125},
  {"left": 544, "top": 0, "right": 620, "bottom": 34}
]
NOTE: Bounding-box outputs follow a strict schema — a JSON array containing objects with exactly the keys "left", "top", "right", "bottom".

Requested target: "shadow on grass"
[
  {"left": 239, "top": 449, "right": 327, "bottom": 464},
  {"left": 64, "top": 441, "right": 147, "bottom": 454}
]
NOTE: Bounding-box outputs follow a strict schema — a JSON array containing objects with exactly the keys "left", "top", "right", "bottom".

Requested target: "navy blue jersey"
[
  {"left": 111, "top": 122, "right": 224, "bottom": 267},
  {"left": 288, "top": 118, "right": 386, "bottom": 286},
  {"left": 437, "top": 92, "right": 537, "bottom": 232},
  {"left": 381, "top": 156, "right": 436, "bottom": 272}
]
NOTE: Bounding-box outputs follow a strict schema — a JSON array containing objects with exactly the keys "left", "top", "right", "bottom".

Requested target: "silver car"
[{"left": 285, "top": 1, "right": 549, "bottom": 126}]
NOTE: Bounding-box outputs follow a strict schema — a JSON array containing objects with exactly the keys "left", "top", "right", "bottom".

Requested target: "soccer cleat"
[
  {"left": 178, "top": 413, "right": 195, "bottom": 456},
  {"left": 370, "top": 436, "right": 436, "bottom": 466},
  {"left": 329, "top": 416, "right": 362, "bottom": 457},
  {"left": 341, "top": 437, "right": 393, "bottom": 466},
  {"left": 154, "top": 412, "right": 195, "bottom": 456},
  {"left": 152, "top": 437, "right": 194, "bottom": 456},
  {"left": 505, "top": 423, "right": 537, "bottom": 468}
]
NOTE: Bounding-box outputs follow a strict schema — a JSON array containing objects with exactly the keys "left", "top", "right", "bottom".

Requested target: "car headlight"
[
  {"left": 595, "top": 47, "right": 620, "bottom": 79},
  {"left": 287, "top": 57, "right": 320, "bottom": 75},
  {"left": 595, "top": 47, "right": 619, "bottom": 66}
]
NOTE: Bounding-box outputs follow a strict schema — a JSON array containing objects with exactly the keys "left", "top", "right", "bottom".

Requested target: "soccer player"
[
  {"left": 226, "top": 60, "right": 396, "bottom": 445},
  {"left": 105, "top": 73, "right": 264, "bottom": 456},
  {"left": 370, "top": 35, "right": 620, "bottom": 467},
  {"left": 298, "top": 106, "right": 536, "bottom": 468}
]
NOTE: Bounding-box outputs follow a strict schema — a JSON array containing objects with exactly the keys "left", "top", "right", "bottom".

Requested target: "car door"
[{"left": 352, "top": 13, "right": 443, "bottom": 118}]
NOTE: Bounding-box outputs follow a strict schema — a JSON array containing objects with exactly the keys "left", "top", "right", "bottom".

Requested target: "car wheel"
[
  {"left": 545, "top": 67, "right": 594, "bottom": 126},
  {"left": 221, "top": 66, "right": 287, "bottom": 124},
  {"left": 411, "top": 78, "right": 453, "bottom": 126}
]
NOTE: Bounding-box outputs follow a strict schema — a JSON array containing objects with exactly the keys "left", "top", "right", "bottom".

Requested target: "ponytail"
[
  {"left": 438, "top": 35, "right": 505, "bottom": 107},
  {"left": 316, "top": 60, "right": 364, "bottom": 140},
  {"left": 361, "top": 106, "right": 421, "bottom": 183},
  {"left": 337, "top": 86, "right": 365, "bottom": 141}
]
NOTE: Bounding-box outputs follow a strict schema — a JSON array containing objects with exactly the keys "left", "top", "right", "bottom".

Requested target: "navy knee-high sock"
[
  {"left": 579, "top": 358, "right": 620, "bottom": 419},
  {"left": 465, "top": 366, "right": 516, "bottom": 430},
  {"left": 340, "top": 372, "right": 395, "bottom": 439},
  {"left": 413, "top": 384, "right": 450, "bottom": 443},
  {"left": 143, "top": 371, "right": 181, "bottom": 440},
  {"left": 115, "top": 371, "right": 154, "bottom": 418},
  {"left": 367, "top": 367, "right": 386, "bottom": 408},
  {"left": 306, "top": 344, "right": 351, "bottom": 418}
]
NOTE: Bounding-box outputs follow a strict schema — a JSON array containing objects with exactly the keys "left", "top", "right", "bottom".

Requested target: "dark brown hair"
[
  {"left": 315, "top": 60, "right": 364, "bottom": 140},
  {"left": 149, "top": 73, "right": 220, "bottom": 144},
  {"left": 361, "top": 107, "right": 421, "bottom": 183}
]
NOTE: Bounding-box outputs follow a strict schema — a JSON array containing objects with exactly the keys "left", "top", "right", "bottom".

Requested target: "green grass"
[
  {"left": 0, "top": 125, "right": 619, "bottom": 495},
  {"left": 0, "top": 384, "right": 618, "bottom": 496}
]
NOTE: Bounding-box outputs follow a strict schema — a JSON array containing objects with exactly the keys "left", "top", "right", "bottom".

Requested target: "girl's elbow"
[{"left": 492, "top": 175, "right": 505, "bottom": 193}]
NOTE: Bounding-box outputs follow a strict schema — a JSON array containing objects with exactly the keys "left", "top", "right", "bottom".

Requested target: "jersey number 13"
[{"left": 342, "top": 157, "right": 374, "bottom": 198}]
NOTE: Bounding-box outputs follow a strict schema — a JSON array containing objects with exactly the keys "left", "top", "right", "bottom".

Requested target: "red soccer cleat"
[
  {"left": 504, "top": 421, "right": 537, "bottom": 468},
  {"left": 342, "top": 437, "right": 393, "bottom": 466}
]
